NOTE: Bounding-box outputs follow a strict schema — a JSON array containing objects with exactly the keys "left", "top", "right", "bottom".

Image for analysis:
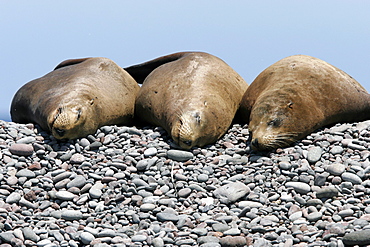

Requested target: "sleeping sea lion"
[
  {"left": 11, "top": 57, "right": 140, "bottom": 139},
  {"left": 239, "top": 55, "right": 370, "bottom": 151},
  {"left": 124, "top": 52, "right": 249, "bottom": 149}
]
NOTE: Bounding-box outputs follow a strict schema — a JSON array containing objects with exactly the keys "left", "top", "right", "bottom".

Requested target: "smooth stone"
[
  {"left": 140, "top": 203, "right": 156, "bottom": 212},
  {"left": 307, "top": 147, "right": 322, "bottom": 163},
  {"left": 342, "top": 229, "right": 370, "bottom": 246},
  {"left": 97, "top": 229, "right": 116, "bottom": 237},
  {"left": 326, "top": 163, "right": 346, "bottom": 175},
  {"left": 16, "top": 169, "right": 35, "bottom": 178},
  {"left": 152, "top": 237, "right": 165, "bottom": 247},
  {"left": 213, "top": 181, "right": 250, "bottom": 204},
  {"left": 131, "top": 234, "right": 147, "bottom": 242},
  {"left": 198, "top": 236, "right": 220, "bottom": 244},
  {"left": 16, "top": 136, "right": 36, "bottom": 144},
  {"left": 330, "top": 146, "right": 344, "bottom": 155},
  {"left": 197, "top": 174, "right": 209, "bottom": 182},
  {"left": 342, "top": 172, "right": 362, "bottom": 184},
  {"left": 178, "top": 188, "right": 192, "bottom": 198},
  {"left": 144, "top": 147, "right": 157, "bottom": 157},
  {"left": 55, "top": 191, "right": 76, "bottom": 200},
  {"left": 36, "top": 239, "right": 52, "bottom": 247},
  {"left": 219, "top": 236, "right": 247, "bottom": 247},
  {"left": 167, "top": 150, "right": 194, "bottom": 162},
  {"left": 156, "top": 212, "right": 179, "bottom": 222},
  {"left": 22, "top": 227, "right": 39, "bottom": 242},
  {"left": 70, "top": 153, "right": 85, "bottom": 164},
  {"left": 6, "top": 192, "right": 21, "bottom": 204},
  {"left": 9, "top": 143, "right": 34, "bottom": 156},
  {"left": 316, "top": 187, "right": 339, "bottom": 198},
  {"left": 61, "top": 210, "right": 83, "bottom": 221},
  {"left": 306, "top": 212, "right": 322, "bottom": 222},
  {"left": 285, "top": 182, "right": 311, "bottom": 194},
  {"left": 0, "top": 232, "right": 15, "bottom": 243},
  {"left": 238, "top": 201, "right": 263, "bottom": 208},
  {"left": 136, "top": 160, "right": 149, "bottom": 171},
  {"left": 66, "top": 175, "right": 86, "bottom": 189},
  {"left": 338, "top": 209, "right": 354, "bottom": 218}
]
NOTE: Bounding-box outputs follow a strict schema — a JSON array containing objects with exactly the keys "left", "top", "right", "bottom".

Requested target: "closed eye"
[{"left": 267, "top": 118, "right": 282, "bottom": 127}]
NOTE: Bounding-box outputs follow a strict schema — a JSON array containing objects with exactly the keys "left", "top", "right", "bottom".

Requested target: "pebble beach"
[{"left": 1, "top": 119, "right": 370, "bottom": 247}]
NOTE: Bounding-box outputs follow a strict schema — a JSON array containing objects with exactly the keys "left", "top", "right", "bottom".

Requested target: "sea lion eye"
[
  {"left": 54, "top": 128, "right": 65, "bottom": 137},
  {"left": 268, "top": 118, "right": 282, "bottom": 127},
  {"left": 183, "top": 140, "right": 192, "bottom": 146},
  {"left": 193, "top": 112, "right": 201, "bottom": 124},
  {"left": 76, "top": 109, "right": 82, "bottom": 121}
]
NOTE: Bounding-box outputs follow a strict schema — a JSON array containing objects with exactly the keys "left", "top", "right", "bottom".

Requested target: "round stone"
[
  {"left": 167, "top": 150, "right": 194, "bottom": 162},
  {"left": 285, "top": 182, "right": 311, "bottom": 194},
  {"left": 9, "top": 143, "right": 34, "bottom": 156}
]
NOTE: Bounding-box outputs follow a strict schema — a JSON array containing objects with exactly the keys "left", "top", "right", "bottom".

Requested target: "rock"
[
  {"left": 167, "top": 150, "right": 194, "bottom": 161},
  {"left": 342, "top": 229, "right": 370, "bottom": 246},
  {"left": 213, "top": 182, "right": 250, "bottom": 204},
  {"left": 61, "top": 210, "right": 83, "bottom": 221},
  {"left": 9, "top": 143, "right": 34, "bottom": 156},
  {"left": 342, "top": 172, "right": 362, "bottom": 184},
  {"left": 316, "top": 187, "right": 339, "bottom": 198},
  {"left": 307, "top": 147, "right": 322, "bottom": 163},
  {"left": 219, "top": 236, "right": 247, "bottom": 247},
  {"left": 285, "top": 182, "right": 311, "bottom": 194}
]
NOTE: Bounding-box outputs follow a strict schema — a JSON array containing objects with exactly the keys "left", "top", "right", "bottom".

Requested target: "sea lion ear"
[
  {"left": 54, "top": 58, "right": 91, "bottom": 70},
  {"left": 287, "top": 102, "right": 294, "bottom": 109}
]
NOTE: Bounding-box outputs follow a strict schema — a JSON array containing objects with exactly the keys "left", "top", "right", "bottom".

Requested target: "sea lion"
[
  {"left": 124, "top": 52, "right": 248, "bottom": 149},
  {"left": 239, "top": 55, "right": 370, "bottom": 151},
  {"left": 11, "top": 57, "right": 140, "bottom": 139}
]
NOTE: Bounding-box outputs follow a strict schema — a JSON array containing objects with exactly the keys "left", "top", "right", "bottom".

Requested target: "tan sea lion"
[
  {"left": 124, "top": 52, "right": 248, "bottom": 149},
  {"left": 239, "top": 55, "right": 370, "bottom": 151},
  {"left": 11, "top": 57, "right": 140, "bottom": 139}
]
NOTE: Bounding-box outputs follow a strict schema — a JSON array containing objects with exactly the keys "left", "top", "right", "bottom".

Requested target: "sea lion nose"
[
  {"left": 183, "top": 140, "right": 192, "bottom": 147},
  {"left": 54, "top": 128, "right": 65, "bottom": 137},
  {"left": 251, "top": 138, "right": 259, "bottom": 149}
]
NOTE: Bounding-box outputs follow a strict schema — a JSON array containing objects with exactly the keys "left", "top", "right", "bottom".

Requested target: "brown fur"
[
  {"left": 11, "top": 57, "right": 140, "bottom": 139},
  {"left": 125, "top": 52, "right": 249, "bottom": 149},
  {"left": 239, "top": 55, "right": 370, "bottom": 151}
]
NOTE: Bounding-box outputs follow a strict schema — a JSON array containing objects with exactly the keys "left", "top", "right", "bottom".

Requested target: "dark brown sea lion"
[
  {"left": 11, "top": 57, "right": 140, "bottom": 139},
  {"left": 239, "top": 55, "right": 370, "bottom": 151},
  {"left": 124, "top": 52, "right": 248, "bottom": 149}
]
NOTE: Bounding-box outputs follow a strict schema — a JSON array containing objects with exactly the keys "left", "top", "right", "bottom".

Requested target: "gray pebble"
[
  {"left": 307, "top": 147, "right": 322, "bottom": 163},
  {"left": 167, "top": 150, "right": 194, "bottom": 161},
  {"left": 213, "top": 181, "right": 250, "bottom": 204},
  {"left": 326, "top": 163, "right": 345, "bottom": 175},
  {"left": 316, "top": 186, "right": 339, "bottom": 198},
  {"left": 342, "top": 172, "right": 362, "bottom": 184},
  {"left": 9, "top": 143, "right": 34, "bottom": 156},
  {"left": 6, "top": 192, "right": 21, "bottom": 204},
  {"left": 22, "top": 227, "right": 39, "bottom": 242},
  {"left": 56, "top": 191, "right": 76, "bottom": 200},
  {"left": 285, "top": 182, "right": 311, "bottom": 194},
  {"left": 61, "top": 210, "right": 83, "bottom": 220},
  {"left": 156, "top": 212, "right": 179, "bottom": 222},
  {"left": 144, "top": 147, "right": 157, "bottom": 157},
  {"left": 343, "top": 229, "right": 370, "bottom": 246},
  {"left": 178, "top": 188, "right": 192, "bottom": 197}
]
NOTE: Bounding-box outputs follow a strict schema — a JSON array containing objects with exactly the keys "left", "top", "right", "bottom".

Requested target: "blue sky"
[{"left": 1, "top": 1, "right": 369, "bottom": 122}]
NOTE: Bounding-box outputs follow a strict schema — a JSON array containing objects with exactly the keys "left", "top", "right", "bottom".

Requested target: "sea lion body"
[
  {"left": 239, "top": 55, "right": 370, "bottom": 151},
  {"left": 11, "top": 57, "right": 140, "bottom": 139},
  {"left": 125, "top": 52, "right": 248, "bottom": 149}
]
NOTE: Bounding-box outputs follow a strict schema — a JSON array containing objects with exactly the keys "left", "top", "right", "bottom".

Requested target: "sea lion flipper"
[
  {"left": 124, "top": 52, "right": 191, "bottom": 84},
  {"left": 54, "top": 58, "right": 92, "bottom": 70}
]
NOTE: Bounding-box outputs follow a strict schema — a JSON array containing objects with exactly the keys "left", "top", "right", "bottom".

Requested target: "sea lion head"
[
  {"left": 48, "top": 98, "right": 97, "bottom": 139},
  {"left": 248, "top": 95, "right": 303, "bottom": 151},
  {"left": 171, "top": 110, "right": 207, "bottom": 150}
]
